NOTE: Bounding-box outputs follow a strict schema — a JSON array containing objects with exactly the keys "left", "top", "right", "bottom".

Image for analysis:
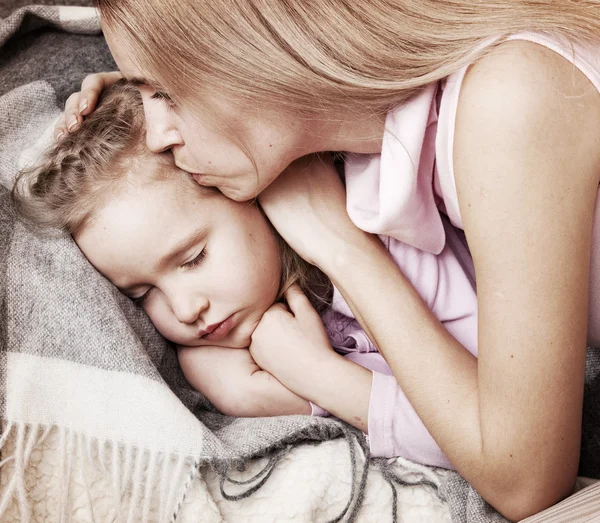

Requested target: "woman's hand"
[
  {"left": 258, "top": 153, "right": 375, "bottom": 269},
  {"left": 54, "top": 71, "right": 123, "bottom": 140}
]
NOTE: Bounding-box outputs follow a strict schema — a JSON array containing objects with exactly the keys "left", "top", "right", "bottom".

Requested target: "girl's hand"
[
  {"left": 54, "top": 71, "right": 123, "bottom": 140},
  {"left": 250, "top": 284, "right": 373, "bottom": 431},
  {"left": 258, "top": 154, "right": 374, "bottom": 269},
  {"left": 249, "top": 285, "right": 336, "bottom": 397}
]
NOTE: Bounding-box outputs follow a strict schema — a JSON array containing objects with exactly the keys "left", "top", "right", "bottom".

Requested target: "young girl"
[
  {"left": 16, "top": 81, "right": 479, "bottom": 471},
  {"left": 56, "top": 3, "right": 600, "bottom": 518}
]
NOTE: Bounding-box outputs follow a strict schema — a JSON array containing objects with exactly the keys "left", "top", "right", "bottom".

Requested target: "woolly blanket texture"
[{"left": 1, "top": 2, "right": 599, "bottom": 522}]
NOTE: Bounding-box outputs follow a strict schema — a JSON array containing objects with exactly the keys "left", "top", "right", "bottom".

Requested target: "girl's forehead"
[
  {"left": 124, "top": 151, "right": 178, "bottom": 184},
  {"left": 120, "top": 165, "right": 219, "bottom": 216}
]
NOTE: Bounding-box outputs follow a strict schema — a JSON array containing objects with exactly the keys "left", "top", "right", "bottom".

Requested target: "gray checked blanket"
[{"left": 1, "top": 3, "right": 599, "bottom": 522}]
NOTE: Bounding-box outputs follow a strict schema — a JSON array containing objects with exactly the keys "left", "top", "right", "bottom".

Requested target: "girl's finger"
[{"left": 283, "top": 284, "right": 312, "bottom": 315}]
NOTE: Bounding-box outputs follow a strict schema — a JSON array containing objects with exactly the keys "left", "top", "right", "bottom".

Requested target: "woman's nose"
[
  {"left": 143, "top": 102, "right": 183, "bottom": 154},
  {"left": 145, "top": 121, "right": 183, "bottom": 154}
]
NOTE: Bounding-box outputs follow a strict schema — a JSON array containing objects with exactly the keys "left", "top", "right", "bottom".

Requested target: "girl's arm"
[
  {"left": 250, "top": 286, "right": 464, "bottom": 469},
  {"left": 177, "top": 345, "right": 311, "bottom": 417},
  {"left": 259, "top": 43, "right": 600, "bottom": 521}
]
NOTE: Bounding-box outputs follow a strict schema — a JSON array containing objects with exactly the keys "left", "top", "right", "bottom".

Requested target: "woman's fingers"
[
  {"left": 55, "top": 71, "right": 123, "bottom": 141},
  {"left": 54, "top": 114, "right": 68, "bottom": 141},
  {"left": 55, "top": 91, "right": 81, "bottom": 140},
  {"left": 79, "top": 71, "right": 122, "bottom": 115},
  {"left": 65, "top": 91, "right": 83, "bottom": 130}
]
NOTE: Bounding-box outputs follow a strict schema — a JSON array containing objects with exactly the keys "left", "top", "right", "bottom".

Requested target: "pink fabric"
[
  {"left": 316, "top": 33, "right": 600, "bottom": 468},
  {"left": 344, "top": 83, "right": 444, "bottom": 254}
]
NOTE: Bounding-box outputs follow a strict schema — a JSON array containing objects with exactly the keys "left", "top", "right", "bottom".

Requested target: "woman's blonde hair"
[
  {"left": 97, "top": 0, "right": 600, "bottom": 117},
  {"left": 12, "top": 80, "right": 332, "bottom": 312}
]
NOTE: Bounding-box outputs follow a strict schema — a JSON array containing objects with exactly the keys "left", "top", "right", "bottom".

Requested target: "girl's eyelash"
[
  {"left": 132, "top": 289, "right": 152, "bottom": 306},
  {"left": 131, "top": 249, "right": 205, "bottom": 305},
  {"left": 150, "top": 91, "right": 167, "bottom": 100},
  {"left": 183, "top": 248, "right": 207, "bottom": 269}
]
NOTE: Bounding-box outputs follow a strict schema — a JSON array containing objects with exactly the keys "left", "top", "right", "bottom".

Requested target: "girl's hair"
[
  {"left": 13, "top": 80, "right": 150, "bottom": 234},
  {"left": 97, "top": 0, "right": 600, "bottom": 118},
  {"left": 12, "top": 80, "right": 332, "bottom": 312}
]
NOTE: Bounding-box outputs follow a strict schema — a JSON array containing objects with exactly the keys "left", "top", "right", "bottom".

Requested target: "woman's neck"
[{"left": 307, "top": 110, "right": 386, "bottom": 155}]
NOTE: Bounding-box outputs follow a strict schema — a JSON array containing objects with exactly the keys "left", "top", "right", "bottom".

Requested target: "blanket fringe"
[
  {"left": 327, "top": 424, "right": 370, "bottom": 523},
  {"left": 207, "top": 422, "right": 372, "bottom": 523},
  {"left": 0, "top": 419, "right": 444, "bottom": 522},
  {"left": 0, "top": 420, "right": 198, "bottom": 523},
  {"left": 373, "top": 455, "right": 445, "bottom": 523}
]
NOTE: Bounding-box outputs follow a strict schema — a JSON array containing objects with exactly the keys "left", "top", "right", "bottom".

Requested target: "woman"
[{"left": 56, "top": 2, "right": 600, "bottom": 520}]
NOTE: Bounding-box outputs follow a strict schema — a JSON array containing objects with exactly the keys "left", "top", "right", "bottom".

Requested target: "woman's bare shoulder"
[
  {"left": 461, "top": 38, "right": 599, "bottom": 119},
  {"left": 455, "top": 37, "right": 600, "bottom": 188}
]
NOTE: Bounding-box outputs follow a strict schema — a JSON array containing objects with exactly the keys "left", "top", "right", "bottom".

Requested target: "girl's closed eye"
[
  {"left": 183, "top": 248, "right": 207, "bottom": 270},
  {"left": 132, "top": 287, "right": 153, "bottom": 306},
  {"left": 130, "top": 249, "right": 206, "bottom": 306}
]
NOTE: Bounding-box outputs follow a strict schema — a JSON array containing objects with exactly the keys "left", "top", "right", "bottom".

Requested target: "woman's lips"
[
  {"left": 190, "top": 173, "right": 220, "bottom": 191},
  {"left": 201, "top": 314, "right": 236, "bottom": 342}
]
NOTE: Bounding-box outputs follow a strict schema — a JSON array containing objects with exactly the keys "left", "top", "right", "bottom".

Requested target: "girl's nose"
[{"left": 171, "top": 294, "right": 209, "bottom": 325}]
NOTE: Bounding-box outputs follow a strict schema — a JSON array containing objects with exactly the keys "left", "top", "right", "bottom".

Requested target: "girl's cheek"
[{"left": 143, "top": 300, "right": 169, "bottom": 330}]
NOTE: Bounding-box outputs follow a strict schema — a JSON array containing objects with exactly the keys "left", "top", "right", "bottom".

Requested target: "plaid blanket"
[{"left": 1, "top": 3, "right": 599, "bottom": 523}]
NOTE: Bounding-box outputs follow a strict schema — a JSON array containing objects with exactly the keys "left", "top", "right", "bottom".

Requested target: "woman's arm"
[
  {"left": 260, "top": 43, "right": 600, "bottom": 521},
  {"left": 336, "top": 43, "right": 600, "bottom": 520}
]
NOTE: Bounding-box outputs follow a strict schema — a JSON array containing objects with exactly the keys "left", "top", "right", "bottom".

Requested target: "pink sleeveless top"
[{"left": 345, "top": 33, "right": 600, "bottom": 346}]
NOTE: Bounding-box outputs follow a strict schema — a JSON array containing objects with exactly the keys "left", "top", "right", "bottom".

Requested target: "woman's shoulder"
[
  {"left": 452, "top": 36, "right": 600, "bottom": 158},
  {"left": 435, "top": 35, "right": 600, "bottom": 229},
  {"left": 434, "top": 33, "right": 600, "bottom": 229},
  {"left": 461, "top": 38, "right": 595, "bottom": 111},
  {"left": 452, "top": 35, "right": 600, "bottom": 205}
]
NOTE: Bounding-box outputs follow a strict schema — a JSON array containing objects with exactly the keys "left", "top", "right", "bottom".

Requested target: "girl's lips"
[{"left": 201, "top": 314, "right": 236, "bottom": 342}]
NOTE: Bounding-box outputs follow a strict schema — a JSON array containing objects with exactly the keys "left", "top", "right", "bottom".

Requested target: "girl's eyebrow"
[{"left": 127, "top": 76, "right": 150, "bottom": 86}]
